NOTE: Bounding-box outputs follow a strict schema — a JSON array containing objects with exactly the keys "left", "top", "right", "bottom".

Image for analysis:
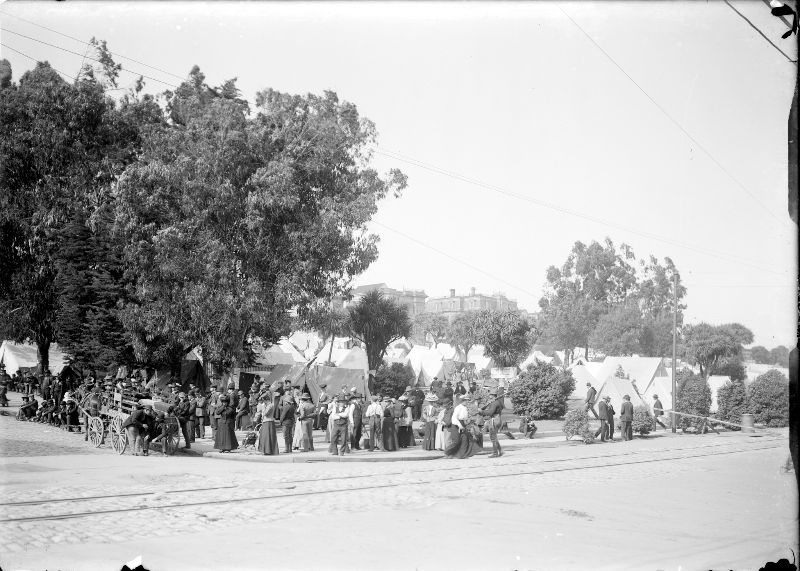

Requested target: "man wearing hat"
[
  {"left": 348, "top": 393, "right": 364, "bottom": 451},
  {"left": 606, "top": 396, "right": 616, "bottom": 441},
  {"left": 175, "top": 392, "right": 193, "bottom": 449},
  {"left": 652, "top": 394, "right": 666, "bottom": 431},
  {"left": 328, "top": 395, "right": 350, "bottom": 456},
  {"left": 585, "top": 382, "right": 599, "bottom": 419},
  {"left": 122, "top": 402, "right": 150, "bottom": 456},
  {"left": 480, "top": 389, "right": 505, "bottom": 458},
  {"left": 596, "top": 396, "right": 610, "bottom": 442},
  {"left": 279, "top": 393, "right": 297, "bottom": 453},
  {"left": 620, "top": 394, "right": 634, "bottom": 441},
  {"left": 365, "top": 395, "right": 384, "bottom": 451},
  {"left": 297, "top": 394, "right": 316, "bottom": 451},
  {"left": 235, "top": 389, "right": 250, "bottom": 431}
]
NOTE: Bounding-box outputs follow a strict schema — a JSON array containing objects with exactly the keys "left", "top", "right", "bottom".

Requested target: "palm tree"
[{"left": 347, "top": 290, "right": 411, "bottom": 371}]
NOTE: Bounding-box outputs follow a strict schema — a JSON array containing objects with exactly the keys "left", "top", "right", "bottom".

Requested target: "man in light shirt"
[
  {"left": 329, "top": 396, "right": 349, "bottom": 456},
  {"left": 365, "top": 395, "right": 384, "bottom": 451}
]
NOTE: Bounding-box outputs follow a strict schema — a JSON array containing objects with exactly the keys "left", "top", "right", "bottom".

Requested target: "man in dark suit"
[
  {"left": 585, "top": 383, "right": 599, "bottom": 419},
  {"left": 620, "top": 394, "right": 634, "bottom": 441},
  {"left": 349, "top": 394, "right": 363, "bottom": 450},
  {"left": 652, "top": 394, "right": 667, "bottom": 431},
  {"left": 280, "top": 395, "right": 297, "bottom": 453},
  {"left": 235, "top": 389, "right": 249, "bottom": 430},
  {"left": 596, "top": 397, "right": 609, "bottom": 441},
  {"left": 606, "top": 397, "right": 616, "bottom": 441},
  {"left": 175, "top": 393, "right": 193, "bottom": 449}
]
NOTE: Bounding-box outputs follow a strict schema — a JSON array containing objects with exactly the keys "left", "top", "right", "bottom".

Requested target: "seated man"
[{"left": 19, "top": 395, "right": 38, "bottom": 420}]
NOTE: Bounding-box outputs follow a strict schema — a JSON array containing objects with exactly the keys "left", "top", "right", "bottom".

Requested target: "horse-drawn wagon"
[{"left": 80, "top": 389, "right": 181, "bottom": 455}]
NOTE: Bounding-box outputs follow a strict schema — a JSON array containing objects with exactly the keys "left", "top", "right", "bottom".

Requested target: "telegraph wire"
[
  {"left": 375, "top": 147, "right": 789, "bottom": 277},
  {"left": 558, "top": 5, "right": 790, "bottom": 228},
  {"left": 0, "top": 41, "right": 75, "bottom": 82},
  {"left": 0, "top": 9, "right": 188, "bottom": 81},
  {"left": 0, "top": 28, "right": 181, "bottom": 88},
  {"left": 723, "top": 0, "right": 797, "bottom": 63}
]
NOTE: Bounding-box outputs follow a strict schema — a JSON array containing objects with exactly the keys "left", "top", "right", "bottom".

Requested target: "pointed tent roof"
[
  {"left": 263, "top": 364, "right": 308, "bottom": 390},
  {"left": 406, "top": 345, "right": 443, "bottom": 379},
  {"left": 568, "top": 364, "right": 597, "bottom": 399},
  {"left": 596, "top": 356, "right": 667, "bottom": 389},
  {"left": 595, "top": 376, "right": 646, "bottom": 415},
  {"left": 277, "top": 338, "right": 307, "bottom": 364},
  {"left": 642, "top": 376, "right": 673, "bottom": 412},
  {"left": 418, "top": 352, "right": 445, "bottom": 386},
  {"left": 0, "top": 341, "right": 69, "bottom": 376}
]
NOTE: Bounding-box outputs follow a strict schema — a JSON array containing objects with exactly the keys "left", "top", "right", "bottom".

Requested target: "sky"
[{"left": 0, "top": 1, "right": 797, "bottom": 348}]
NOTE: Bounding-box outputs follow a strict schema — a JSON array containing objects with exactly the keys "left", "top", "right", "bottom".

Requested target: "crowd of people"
[{"left": 3, "top": 361, "right": 520, "bottom": 459}]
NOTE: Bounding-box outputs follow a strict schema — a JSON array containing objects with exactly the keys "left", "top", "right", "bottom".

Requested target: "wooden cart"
[{"left": 81, "top": 391, "right": 181, "bottom": 455}]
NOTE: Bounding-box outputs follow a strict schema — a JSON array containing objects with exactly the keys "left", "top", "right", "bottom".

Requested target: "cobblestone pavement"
[{"left": 0, "top": 411, "right": 795, "bottom": 570}]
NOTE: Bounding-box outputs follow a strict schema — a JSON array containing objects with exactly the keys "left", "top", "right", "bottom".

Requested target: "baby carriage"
[{"left": 239, "top": 422, "right": 260, "bottom": 450}]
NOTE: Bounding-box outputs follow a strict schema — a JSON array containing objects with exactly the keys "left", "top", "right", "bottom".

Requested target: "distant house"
[
  {"left": 349, "top": 283, "right": 427, "bottom": 317},
  {"left": 426, "top": 287, "right": 518, "bottom": 318}
]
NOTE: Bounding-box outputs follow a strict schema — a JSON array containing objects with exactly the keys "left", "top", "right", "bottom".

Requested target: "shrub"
[
  {"left": 373, "top": 363, "right": 415, "bottom": 399},
  {"left": 716, "top": 378, "right": 748, "bottom": 429},
  {"left": 674, "top": 370, "right": 711, "bottom": 432},
  {"left": 632, "top": 405, "right": 652, "bottom": 435},
  {"left": 508, "top": 361, "right": 576, "bottom": 420},
  {"left": 562, "top": 408, "right": 595, "bottom": 443},
  {"left": 748, "top": 369, "right": 789, "bottom": 427}
]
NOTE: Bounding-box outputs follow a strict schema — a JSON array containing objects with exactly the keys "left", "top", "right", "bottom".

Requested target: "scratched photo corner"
[{"left": 0, "top": 1, "right": 797, "bottom": 570}]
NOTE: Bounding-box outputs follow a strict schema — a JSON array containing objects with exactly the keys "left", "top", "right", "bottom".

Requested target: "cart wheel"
[
  {"left": 163, "top": 420, "right": 179, "bottom": 455},
  {"left": 88, "top": 417, "right": 104, "bottom": 448},
  {"left": 110, "top": 417, "right": 127, "bottom": 455}
]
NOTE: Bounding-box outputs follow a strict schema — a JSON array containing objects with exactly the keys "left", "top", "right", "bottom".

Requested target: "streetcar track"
[
  {"left": 0, "top": 441, "right": 782, "bottom": 524},
  {"left": 0, "top": 484, "right": 239, "bottom": 507},
  {"left": 0, "top": 437, "right": 784, "bottom": 508}
]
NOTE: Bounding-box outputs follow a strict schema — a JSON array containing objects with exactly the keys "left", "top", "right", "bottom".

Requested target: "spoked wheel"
[
  {"left": 88, "top": 416, "right": 104, "bottom": 448},
  {"left": 110, "top": 417, "right": 127, "bottom": 455},
  {"left": 163, "top": 419, "right": 180, "bottom": 455}
]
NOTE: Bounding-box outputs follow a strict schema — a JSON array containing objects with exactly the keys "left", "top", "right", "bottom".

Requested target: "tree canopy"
[
  {"left": 347, "top": 290, "right": 411, "bottom": 372},
  {"left": 474, "top": 310, "right": 534, "bottom": 368},
  {"left": 681, "top": 322, "right": 753, "bottom": 379}
]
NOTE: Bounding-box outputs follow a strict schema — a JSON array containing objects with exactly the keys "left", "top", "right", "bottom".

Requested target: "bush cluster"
[
  {"left": 508, "top": 361, "right": 575, "bottom": 420},
  {"left": 373, "top": 363, "right": 415, "bottom": 399},
  {"left": 715, "top": 378, "right": 748, "bottom": 429},
  {"left": 562, "top": 408, "right": 595, "bottom": 443},
  {"left": 747, "top": 370, "right": 789, "bottom": 427},
  {"left": 675, "top": 371, "right": 711, "bottom": 432},
  {"left": 632, "top": 405, "right": 653, "bottom": 435}
]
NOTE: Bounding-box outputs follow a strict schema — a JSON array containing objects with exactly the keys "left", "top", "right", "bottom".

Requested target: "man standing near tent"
[
  {"left": 652, "top": 394, "right": 667, "bottom": 431},
  {"left": 280, "top": 393, "right": 297, "bottom": 453},
  {"left": 329, "top": 395, "right": 349, "bottom": 456},
  {"left": 235, "top": 389, "right": 249, "bottom": 430},
  {"left": 365, "top": 394, "right": 383, "bottom": 451},
  {"left": 596, "top": 397, "right": 609, "bottom": 441},
  {"left": 585, "top": 382, "right": 599, "bottom": 419},
  {"left": 620, "top": 394, "right": 634, "bottom": 441},
  {"left": 348, "top": 394, "right": 363, "bottom": 451},
  {"left": 605, "top": 396, "right": 616, "bottom": 441}
]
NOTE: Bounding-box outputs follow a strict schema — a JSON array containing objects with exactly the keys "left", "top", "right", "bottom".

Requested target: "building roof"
[{"left": 352, "top": 283, "right": 388, "bottom": 295}]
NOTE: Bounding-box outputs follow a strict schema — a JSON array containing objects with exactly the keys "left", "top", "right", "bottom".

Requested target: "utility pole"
[{"left": 671, "top": 271, "right": 678, "bottom": 433}]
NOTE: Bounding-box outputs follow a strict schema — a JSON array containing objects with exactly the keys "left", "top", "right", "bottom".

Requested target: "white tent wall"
[
  {"left": 0, "top": 341, "right": 69, "bottom": 376},
  {"left": 595, "top": 376, "right": 646, "bottom": 416},
  {"left": 569, "top": 364, "right": 598, "bottom": 400},
  {"left": 642, "top": 376, "right": 673, "bottom": 412}
]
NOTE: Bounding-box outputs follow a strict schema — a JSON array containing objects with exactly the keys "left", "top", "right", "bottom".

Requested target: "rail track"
[{"left": 0, "top": 435, "right": 785, "bottom": 525}]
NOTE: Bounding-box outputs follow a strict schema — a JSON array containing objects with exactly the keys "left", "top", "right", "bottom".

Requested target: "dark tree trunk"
[{"left": 37, "top": 339, "right": 50, "bottom": 375}]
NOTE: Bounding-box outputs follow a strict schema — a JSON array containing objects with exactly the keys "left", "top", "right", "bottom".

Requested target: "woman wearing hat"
[
  {"left": 213, "top": 395, "right": 238, "bottom": 452},
  {"left": 397, "top": 395, "right": 415, "bottom": 448},
  {"left": 257, "top": 395, "right": 279, "bottom": 455},
  {"left": 380, "top": 397, "right": 398, "bottom": 452},
  {"left": 446, "top": 393, "right": 477, "bottom": 459},
  {"left": 421, "top": 393, "right": 439, "bottom": 451}
]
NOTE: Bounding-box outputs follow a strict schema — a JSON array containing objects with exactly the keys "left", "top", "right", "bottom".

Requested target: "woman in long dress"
[
  {"left": 421, "top": 394, "right": 438, "bottom": 451},
  {"left": 445, "top": 394, "right": 477, "bottom": 459},
  {"left": 439, "top": 399, "right": 454, "bottom": 452},
  {"left": 381, "top": 397, "right": 398, "bottom": 451},
  {"left": 257, "top": 396, "right": 278, "bottom": 455},
  {"left": 298, "top": 394, "right": 315, "bottom": 452},
  {"left": 397, "top": 396, "right": 415, "bottom": 448},
  {"left": 214, "top": 396, "right": 238, "bottom": 452},
  {"left": 292, "top": 389, "right": 304, "bottom": 450}
]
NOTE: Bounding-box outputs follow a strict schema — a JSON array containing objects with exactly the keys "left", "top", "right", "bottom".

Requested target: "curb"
[{"left": 202, "top": 451, "right": 447, "bottom": 463}]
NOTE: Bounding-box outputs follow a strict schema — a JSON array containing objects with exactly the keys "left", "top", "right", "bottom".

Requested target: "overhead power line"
[
  {"left": 0, "top": 9, "right": 188, "bottom": 81},
  {"left": 375, "top": 147, "right": 789, "bottom": 277},
  {"left": 0, "top": 41, "right": 75, "bottom": 82},
  {"left": 0, "top": 28, "right": 181, "bottom": 88},
  {"left": 558, "top": 5, "right": 790, "bottom": 228},
  {"left": 723, "top": 0, "right": 797, "bottom": 63}
]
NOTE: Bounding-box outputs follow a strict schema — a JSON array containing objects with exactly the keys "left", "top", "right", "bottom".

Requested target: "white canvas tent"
[
  {"left": 642, "top": 376, "right": 673, "bottom": 413},
  {"left": 467, "top": 345, "right": 494, "bottom": 372},
  {"left": 595, "top": 376, "right": 646, "bottom": 415},
  {"left": 0, "top": 341, "right": 69, "bottom": 376},
  {"left": 596, "top": 357, "right": 668, "bottom": 392},
  {"left": 568, "top": 364, "right": 598, "bottom": 399}
]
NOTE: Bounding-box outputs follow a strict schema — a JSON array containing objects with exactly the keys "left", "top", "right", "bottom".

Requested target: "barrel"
[{"left": 741, "top": 413, "right": 755, "bottom": 433}]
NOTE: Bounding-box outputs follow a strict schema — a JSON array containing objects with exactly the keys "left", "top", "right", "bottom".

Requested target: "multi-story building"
[
  {"left": 425, "top": 287, "right": 519, "bottom": 317},
  {"left": 348, "top": 283, "right": 428, "bottom": 317}
]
